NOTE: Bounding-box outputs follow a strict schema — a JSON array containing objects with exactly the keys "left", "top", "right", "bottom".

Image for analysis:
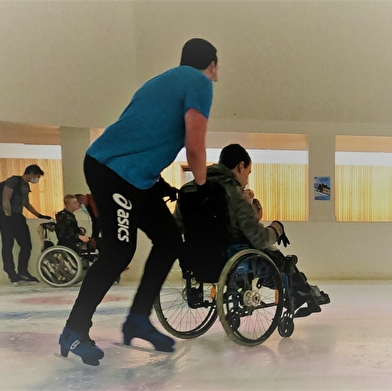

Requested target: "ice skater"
[{"left": 59, "top": 38, "right": 219, "bottom": 365}]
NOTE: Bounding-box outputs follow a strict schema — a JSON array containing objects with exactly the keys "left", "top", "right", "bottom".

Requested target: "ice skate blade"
[
  {"left": 113, "top": 342, "right": 175, "bottom": 354},
  {"left": 54, "top": 353, "right": 100, "bottom": 366}
]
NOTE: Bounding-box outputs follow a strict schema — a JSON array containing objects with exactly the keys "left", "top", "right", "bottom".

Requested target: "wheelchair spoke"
[
  {"left": 154, "top": 261, "right": 218, "bottom": 339},
  {"left": 217, "top": 250, "right": 284, "bottom": 346},
  {"left": 37, "top": 245, "right": 85, "bottom": 287}
]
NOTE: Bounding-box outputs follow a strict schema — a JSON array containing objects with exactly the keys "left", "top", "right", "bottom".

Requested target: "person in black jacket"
[{"left": 0, "top": 164, "right": 51, "bottom": 283}]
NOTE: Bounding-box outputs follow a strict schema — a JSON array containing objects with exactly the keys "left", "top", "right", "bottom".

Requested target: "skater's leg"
[
  {"left": 122, "top": 187, "right": 182, "bottom": 352},
  {"left": 60, "top": 155, "right": 145, "bottom": 365}
]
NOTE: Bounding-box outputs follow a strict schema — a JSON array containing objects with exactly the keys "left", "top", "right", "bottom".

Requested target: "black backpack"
[{"left": 179, "top": 181, "right": 231, "bottom": 282}]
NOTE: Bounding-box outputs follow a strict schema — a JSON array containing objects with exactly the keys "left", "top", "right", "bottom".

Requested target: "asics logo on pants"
[
  {"left": 112, "top": 193, "right": 132, "bottom": 242},
  {"left": 70, "top": 340, "right": 81, "bottom": 350}
]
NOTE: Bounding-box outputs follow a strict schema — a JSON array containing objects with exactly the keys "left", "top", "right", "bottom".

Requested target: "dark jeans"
[
  {"left": 66, "top": 155, "right": 182, "bottom": 335},
  {"left": 0, "top": 211, "right": 32, "bottom": 278}
]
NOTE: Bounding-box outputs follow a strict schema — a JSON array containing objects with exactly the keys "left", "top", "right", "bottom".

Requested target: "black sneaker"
[
  {"left": 18, "top": 273, "right": 39, "bottom": 282},
  {"left": 10, "top": 275, "right": 21, "bottom": 283}
]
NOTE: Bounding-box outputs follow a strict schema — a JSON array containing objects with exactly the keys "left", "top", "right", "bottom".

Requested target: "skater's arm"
[{"left": 185, "top": 108, "right": 207, "bottom": 186}]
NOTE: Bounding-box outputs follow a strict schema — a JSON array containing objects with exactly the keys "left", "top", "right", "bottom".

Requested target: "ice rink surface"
[{"left": 1, "top": 281, "right": 392, "bottom": 391}]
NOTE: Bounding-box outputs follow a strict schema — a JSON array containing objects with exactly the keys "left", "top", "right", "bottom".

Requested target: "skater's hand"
[
  {"left": 156, "top": 177, "right": 179, "bottom": 202},
  {"left": 196, "top": 181, "right": 212, "bottom": 201}
]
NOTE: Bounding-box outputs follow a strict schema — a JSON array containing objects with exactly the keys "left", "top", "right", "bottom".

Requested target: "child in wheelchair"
[{"left": 174, "top": 143, "right": 330, "bottom": 317}]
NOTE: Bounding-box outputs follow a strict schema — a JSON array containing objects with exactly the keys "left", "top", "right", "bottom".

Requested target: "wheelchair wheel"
[
  {"left": 216, "top": 249, "right": 284, "bottom": 346},
  {"left": 154, "top": 260, "right": 218, "bottom": 339},
  {"left": 37, "top": 246, "right": 84, "bottom": 287}
]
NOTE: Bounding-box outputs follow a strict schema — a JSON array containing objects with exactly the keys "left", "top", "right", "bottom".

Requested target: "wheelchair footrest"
[
  {"left": 294, "top": 295, "right": 321, "bottom": 318},
  {"left": 317, "top": 291, "right": 331, "bottom": 305}
]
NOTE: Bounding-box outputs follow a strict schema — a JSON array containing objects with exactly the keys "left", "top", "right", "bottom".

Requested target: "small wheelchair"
[
  {"left": 37, "top": 222, "right": 99, "bottom": 287},
  {"left": 154, "top": 249, "right": 305, "bottom": 346},
  {"left": 154, "top": 182, "right": 328, "bottom": 347}
]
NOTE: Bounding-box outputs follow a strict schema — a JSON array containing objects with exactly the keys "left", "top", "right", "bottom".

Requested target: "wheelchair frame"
[{"left": 154, "top": 248, "right": 303, "bottom": 347}]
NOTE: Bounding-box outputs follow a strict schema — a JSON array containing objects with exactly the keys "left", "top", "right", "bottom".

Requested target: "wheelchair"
[
  {"left": 37, "top": 222, "right": 99, "bottom": 287},
  {"left": 154, "top": 182, "right": 328, "bottom": 347}
]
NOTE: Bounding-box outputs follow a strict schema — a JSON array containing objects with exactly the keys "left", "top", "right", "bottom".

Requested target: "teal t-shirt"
[{"left": 87, "top": 66, "right": 213, "bottom": 189}]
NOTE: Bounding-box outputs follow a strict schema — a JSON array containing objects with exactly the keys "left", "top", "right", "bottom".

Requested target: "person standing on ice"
[{"left": 59, "top": 38, "right": 219, "bottom": 365}]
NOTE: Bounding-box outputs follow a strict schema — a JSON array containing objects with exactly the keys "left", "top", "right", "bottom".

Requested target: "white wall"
[
  {"left": 59, "top": 127, "right": 91, "bottom": 195},
  {"left": 0, "top": 1, "right": 138, "bottom": 128},
  {"left": 2, "top": 1, "right": 392, "bottom": 127}
]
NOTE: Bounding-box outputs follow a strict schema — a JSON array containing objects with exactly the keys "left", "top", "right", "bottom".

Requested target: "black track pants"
[
  {"left": 0, "top": 212, "right": 32, "bottom": 278},
  {"left": 66, "top": 155, "right": 182, "bottom": 334}
]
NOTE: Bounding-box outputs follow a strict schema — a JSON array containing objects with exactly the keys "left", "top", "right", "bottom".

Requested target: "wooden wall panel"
[
  {"left": 336, "top": 135, "right": 392, "bottom": 152},
  {"left": 335, "top": 165, "right": 392, "bottom": 221},
  {"left": 0, "top": 158, "right": 64, "bottom": 218},
  {"left": 161, "top": 163, "right": 183, "bottom": 213},
  {"left": 248, "top": 164, "right": 308, "bottom": 221},
  {"left": 0, "top": 121, "right": 60, "bottom": 145}
]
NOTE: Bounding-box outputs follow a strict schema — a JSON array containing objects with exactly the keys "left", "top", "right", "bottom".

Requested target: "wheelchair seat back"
[{"left": 179, "top": 180, "right": 231, "bottom": 282}]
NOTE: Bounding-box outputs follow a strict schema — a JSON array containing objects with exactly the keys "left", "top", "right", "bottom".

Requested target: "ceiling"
[{"left": 1, "top": 1, "right": 392, "bottom": 129}]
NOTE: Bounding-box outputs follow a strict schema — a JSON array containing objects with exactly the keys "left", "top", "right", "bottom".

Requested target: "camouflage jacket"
[
  {"left": 56, "top": 208, "right": 81, "bottom": 246},
  {"left": 174, "top": 164, "right": 278, "bottom": 250}
]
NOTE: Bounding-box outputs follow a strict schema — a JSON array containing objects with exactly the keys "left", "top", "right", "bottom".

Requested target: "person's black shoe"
[
  {"left": 18, "top": 273, "right": 39, "bottom": 282},
  {"left": 10, "top": 275, "right": 21, "bottom": 283},
  {"left": 294, "top": 294, "right": 321, "bottom": 318}
]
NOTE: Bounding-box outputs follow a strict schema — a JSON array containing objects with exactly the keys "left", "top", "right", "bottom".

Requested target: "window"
[
  {"left": 161, "top": 133, "right": 308, "bottom": 221},
  {"left": 335, "top": 135, "right": 392, "bottom": 221}
]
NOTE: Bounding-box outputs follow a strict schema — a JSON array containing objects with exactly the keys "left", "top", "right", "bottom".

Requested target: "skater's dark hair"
[
  {"left": 24, "top": 164, "right": 44, "bottom": 175},
  {"left": 180, "top": 38, "right": 217, "bottom": 70},
  {"left": 219, "top": 144, "right": 251, "bottom": 170}
]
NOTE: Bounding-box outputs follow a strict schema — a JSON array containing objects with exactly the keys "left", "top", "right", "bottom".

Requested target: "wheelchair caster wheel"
[
  {"left": 225, "top": 313, "right": 240, "bottom": 331},
  {"left": 278, "top": 317, "right": 294, "bottom": 337}
]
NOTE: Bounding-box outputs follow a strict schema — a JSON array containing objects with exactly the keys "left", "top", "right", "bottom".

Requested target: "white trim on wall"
[
  {"left": 175, "top": 148, "right": 308, "bottom": 165},
  {"left": 0, "top": 143, "right": 62, "bottom": 159},
  {"left": 335, "top": 151, "right": 392, "bottom": 166}
]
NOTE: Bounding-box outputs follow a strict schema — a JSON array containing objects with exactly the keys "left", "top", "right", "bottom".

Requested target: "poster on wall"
[{"left": 314, "top": 176, "right": 331, "bottom": 200}]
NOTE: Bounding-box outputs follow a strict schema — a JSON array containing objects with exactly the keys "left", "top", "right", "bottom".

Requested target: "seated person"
[
  {"left": 174, "top": 143, "right": 329, "bottom": 315},
  {"left": 56, "top": 194, "right": 93, "bottom": 253}
]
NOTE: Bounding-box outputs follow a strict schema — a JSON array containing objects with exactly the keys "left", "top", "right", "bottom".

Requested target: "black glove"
[
  {"left": 271, "top": 220, "right": 290, "bottom": 247},
  {"left": 38, "top": 214, "right": 52, "bottom": 220},
  {"left": 156, "top": 177, "right": 178, "bottom": 202}
]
